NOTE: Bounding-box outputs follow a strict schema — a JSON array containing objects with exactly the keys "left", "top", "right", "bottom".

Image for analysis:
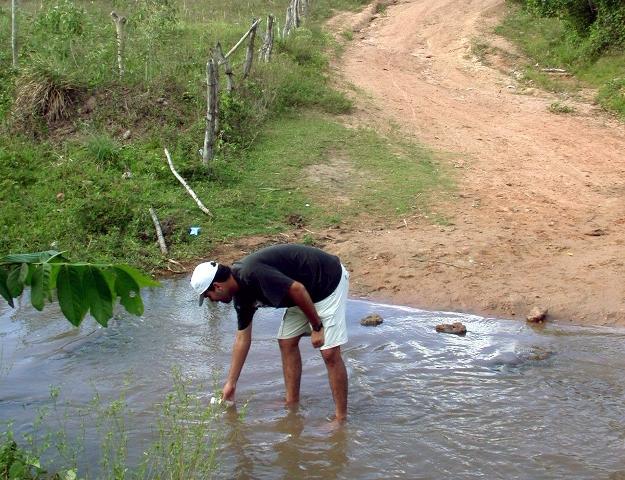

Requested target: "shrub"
[{"left": 35, "top": 0, "right": 87, "bottom": 37}]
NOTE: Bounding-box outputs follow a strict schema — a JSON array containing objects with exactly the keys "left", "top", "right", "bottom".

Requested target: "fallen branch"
[
  {"left": 541, "top": 68, "right": 567, "bottom": 73},
  {"left": 149, "top": 207, "right": 168, "bottom": 255},
  {"left": 164, "top": 148, "right": 212, "bottom": 216},
  {"left": 167, "top": 259, "right": 187, "bottom": 274}
]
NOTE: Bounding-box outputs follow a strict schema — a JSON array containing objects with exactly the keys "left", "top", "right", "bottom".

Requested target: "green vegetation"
[
  {"left": 548, "top": 101, "right": 576, "bottom": 114},
  {"left": 1, "top": 370, "right": 224, "bottom": 479},
  {"left": 0, "top": 0, "right": 449, "bottom": 270},
  {"left": 0, "top": 251, "right": 160, "bottom": 327},
  {"left": 497, "top": 1, "right": 625, "bottom": 117}
]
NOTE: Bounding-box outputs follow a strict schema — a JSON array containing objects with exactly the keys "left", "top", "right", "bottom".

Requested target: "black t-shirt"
[{"left": 232, "top": 244, "right": 342, "bottom": 330}]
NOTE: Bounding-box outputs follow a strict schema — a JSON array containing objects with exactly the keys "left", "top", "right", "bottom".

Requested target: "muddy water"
[{"left": 2, "top": 278, "right": 625, "bottom": 479}]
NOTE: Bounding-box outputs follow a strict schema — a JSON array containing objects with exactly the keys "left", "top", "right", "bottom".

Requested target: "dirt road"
[{"left": 320, "top": 0, "right": 625, "bottom": 325}]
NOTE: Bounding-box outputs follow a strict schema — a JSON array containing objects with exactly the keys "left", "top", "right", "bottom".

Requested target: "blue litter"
[{"left": 189, "top": 227, "right": 201, "bottom": 236}]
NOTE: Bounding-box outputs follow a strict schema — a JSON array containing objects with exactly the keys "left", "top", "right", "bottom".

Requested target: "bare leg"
[
  {"left": 321, "top": 346, "right": 348, "bottom": 422},
  {"left": 278, "top": 336, "right": 302, "bottom": 405}
]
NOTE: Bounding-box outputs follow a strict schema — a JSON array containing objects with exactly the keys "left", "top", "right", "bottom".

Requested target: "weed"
[
  {"left": 548, "top": 101, "right": 576, "bottom": 114},
  {"left": 375, "top": 2, "right": 387, "bottom": 15},
  {"left": 341, "top": 30, "right": 354, "bottom": 41},
  {"left": 1, "top": 369, "right": 223, "bottom": 478},
  {"left": 597, "top": 77, "right": 625, "bottom": 117}
]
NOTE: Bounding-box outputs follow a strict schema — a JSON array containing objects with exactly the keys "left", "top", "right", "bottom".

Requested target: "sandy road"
[{"left": 321, "top": 0, "right": 625, "bottom": 325}]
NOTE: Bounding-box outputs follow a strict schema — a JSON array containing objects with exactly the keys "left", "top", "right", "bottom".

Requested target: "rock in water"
[
  {"left": 526, "top": 306, "right": 548, "bottom": 323},
  {"left": 435, "top": 322, "right": 467, "bottom": 335},
  {"left": 360, "top": 314, "right": 383, "bottom": 327}
]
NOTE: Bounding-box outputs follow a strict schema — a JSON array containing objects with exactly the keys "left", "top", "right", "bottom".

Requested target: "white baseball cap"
[{"left": 190, "top": 261, "right": 219, "bottom": 306}]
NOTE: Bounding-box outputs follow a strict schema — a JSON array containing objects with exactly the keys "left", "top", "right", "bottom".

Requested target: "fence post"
[
  {"left": 202, "top": 58, "right": 217, "bottom": 164},
  {"left": 283, "top": 3, "right": 293, "bottom": 37},
  {"left": 260, "top": 14, "right": 275, "bottom": 62},
  {"left": 11, "top": 0, "right": 17, "bottom": 68},
  {"left": 243, "top": 18, "right": 258, "bottom": 80},
  {"left": 111, "top": 11, "right": 127, "bottom": 79},
  {"left": 215, "top": 42, "right": 234, "bottom": 93}
]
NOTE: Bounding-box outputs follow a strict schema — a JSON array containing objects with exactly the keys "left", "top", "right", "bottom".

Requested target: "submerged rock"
[
  {"left": 527, "top": 306, "right": 548, "bottom": 323},
  {"left": 360, "top": 314, "right": 383, "bottom": 327},
  {"left": 435, "top": 322, "right": 467, "bottom": 335}
]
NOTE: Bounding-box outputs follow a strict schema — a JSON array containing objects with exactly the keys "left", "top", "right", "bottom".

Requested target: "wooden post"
[
  {"left": 260, "top": 14, "right": 275, "bottom": 63},
  {"left": 283, "top": 3, "right": 293, "bottom": 37},
  {"left": 148, "top": 207, "right": 168, "bottom": 255},
  {"left": 215, "top": 43, "right": 234, "bottom": 93},
  {"left": 243, "top": 19, "right": 258, "bottom": 80},
  {"left": 202, "top": 58, "right": 217, "bottom": 164},
  {"left": 294, "top": 0, "right": 301, "bottom": 28},
  {"left": 11, "top": 0, "right": 17, "bottom": 68},
  {"left": 111, "top": 11, "right": 127, "bottom": 79}
]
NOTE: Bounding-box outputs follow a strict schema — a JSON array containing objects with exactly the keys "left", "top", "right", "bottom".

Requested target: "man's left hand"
[{"left": 311, "top": 328, "right": 324, "bottom": 349}]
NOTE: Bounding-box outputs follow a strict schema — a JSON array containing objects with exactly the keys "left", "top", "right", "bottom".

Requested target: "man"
[{"left": 190, "top": 244, "right": 350, "bottom": 422}]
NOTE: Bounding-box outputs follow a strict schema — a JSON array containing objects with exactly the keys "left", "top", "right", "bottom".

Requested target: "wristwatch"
[{"left": 312, "top": 323, "right": 323, "bottom": 332}]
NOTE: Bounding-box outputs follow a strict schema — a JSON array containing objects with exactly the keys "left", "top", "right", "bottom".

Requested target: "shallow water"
[{"left": 2, "top": 278, "right": 625, "bottom": 479}]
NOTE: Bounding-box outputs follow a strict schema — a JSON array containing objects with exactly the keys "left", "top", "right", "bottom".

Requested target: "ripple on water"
[{"left": 4, "top": 285, "right": 625, "bottom": 478}]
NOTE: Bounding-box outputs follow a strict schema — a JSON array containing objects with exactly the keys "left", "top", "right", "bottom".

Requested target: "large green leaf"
[
  {"left": 30, "top": 263, "right": 51, "bottom": 311},
  {"left": 84, "top": 266, "right": 113, "bottom": 327},
  {"left": 114, "top": 267, "right": 144, "bottom": 316},
  {"left": 6, "top": 265, "right": 24, "bottom": 297},
  {"left": 0, "top": 268, "right": 14, "bottom": 308},
  {"left": 0, "top": 251, "right": 67, "bottom": 265},
  {"left": 57, "top": 265, "right": 89, "bottom": 327},
  {"left": 113, "top": 265, "right": 160, "bottom": 288}
]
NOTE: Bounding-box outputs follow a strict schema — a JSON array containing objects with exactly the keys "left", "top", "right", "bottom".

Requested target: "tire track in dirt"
[{"left": 324, "top": 0, "right": 625, "bottom": 325}]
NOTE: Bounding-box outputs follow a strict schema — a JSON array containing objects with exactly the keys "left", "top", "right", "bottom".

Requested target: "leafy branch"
[{"left": 0, "top": 251, "right": 160, "bottom": 327}]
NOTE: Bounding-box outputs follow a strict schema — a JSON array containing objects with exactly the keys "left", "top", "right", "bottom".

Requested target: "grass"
[
  {"left": 495, "top": 4, "right": 625, "bottom": 117},
  {"left": 0, "top": 0, "right": 451, "bottom": 270}
]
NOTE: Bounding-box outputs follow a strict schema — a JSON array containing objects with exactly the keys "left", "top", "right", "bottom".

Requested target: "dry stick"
[
  {"left": 11, "top": 0, "right": 17, "bottom": 68},
  {"left": 243, "top": 19, "right": 258, "bottom": 80},
  {"left": 149, "top": 207, "right": 168, "bottom": 255},
  {"left": 260, "top": 14, "right": 275, "bottom": 62},
  {"left": 202, "top": 59, "right": 217, "bottom": 164},
  {"left": 224, "top": 17, "right": 262, "bottom": 60},
  {"left": 164, "top": 148, "right": 212, "bottom": 216},
  {"left": 111, "top": 12, "right": 127, "bottom": 79},
  {"left": 214, "top": 42, "right": 234, "bottom": 92}
]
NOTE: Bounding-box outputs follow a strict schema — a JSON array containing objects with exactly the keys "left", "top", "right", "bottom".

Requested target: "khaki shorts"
[{"left": 277, "top": 266, "right": 349, "bottom": 350}]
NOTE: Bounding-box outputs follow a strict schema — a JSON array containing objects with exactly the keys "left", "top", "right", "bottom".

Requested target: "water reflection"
[{"left": 3, "top": 280, "right": 625, "bottom": 478}]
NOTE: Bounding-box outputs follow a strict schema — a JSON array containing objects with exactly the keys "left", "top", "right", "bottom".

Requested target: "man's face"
[{"left": 205, "top": 282, "right": 233, "bottom": 303}]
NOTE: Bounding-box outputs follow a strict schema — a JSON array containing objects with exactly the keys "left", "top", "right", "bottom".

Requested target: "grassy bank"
[
  {"left": 496, "top": 2, "right": 625, "bottom": 116},
  {"left": 0, "top": 0, "right": 450, "bottom": 270}
]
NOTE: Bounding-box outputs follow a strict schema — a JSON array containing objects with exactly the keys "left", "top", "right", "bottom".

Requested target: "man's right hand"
[
  {"left": 222, "top": 381, "right": 236, "bottom": 402},
  {"left": 311, "top": 328, "right": 324, "bottom": 349}
]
